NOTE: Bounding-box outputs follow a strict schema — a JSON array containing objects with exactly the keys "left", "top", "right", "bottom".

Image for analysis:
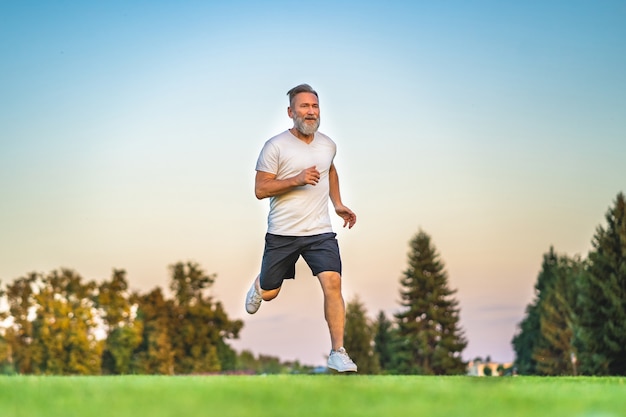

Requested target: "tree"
[
  {"left": 168, "top": 262, "right": 243, "bottom": 374},
  {"left": 30, "top": 269, "right": 102, "bottom": 375},
  {"left": 0, "top": 261, "right": 243, "bottom": 375},
  {"left": 1, "top": 273, "right": 37, "bottom": 374},
  {"left": 394, "top": 230, "right": 467, "bottom": 375},
  {"left": 236, "top": 350, "right": 259, "bottom": 373},
  {"left": 0, "top": 331, "right": 13, "bottom": 374},
  {"left": 575, "top": 192, "right": 626, "bottom": 375},
  {"left": 344, "top": 296, "right": 380, "bottom": 374},
  {"left": 256, "top": 354, "right": 284, "bottom": 374},
  {"left": 373, "top": 310, "right": 398, "bottom": 373},
  {"left": 97, "top": 269, "right": 142, "bottom": 375},
  {"left": 131, "top": 288, "right": 175, "bottom": 375},
  {"left": 511, "top": 303, "right": 540, "bottom": 375},
  {"left": 512, "top": 247, "right": 559, "bottom": 375},
  {"left": 532, "top": 255, "right": 582, "bottom": 376},
  {"left": 2, "top": 270, "right": 103, "bottom": 375}
]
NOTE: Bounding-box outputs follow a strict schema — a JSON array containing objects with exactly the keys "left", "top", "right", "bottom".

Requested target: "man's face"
[{"left": 289, "top": 92, "right": 320, "bottom": 135}]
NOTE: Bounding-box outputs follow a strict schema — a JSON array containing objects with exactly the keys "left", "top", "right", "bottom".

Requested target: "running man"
[{"left": 245, "top": 83, "right": 358, "bottom": 372}]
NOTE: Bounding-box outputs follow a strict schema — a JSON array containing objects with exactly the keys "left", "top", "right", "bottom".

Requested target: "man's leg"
[
  {"left": 318, "top": 270, "right": 357, "bottom": 372},
  {"left": 317, "top": 271, "right": 345, "bottom": 350},
  {"left": 246, "top": 274, "right": 281, "bottom": 314}
]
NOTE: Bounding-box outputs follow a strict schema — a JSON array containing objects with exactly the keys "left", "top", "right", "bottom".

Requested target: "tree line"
[
  {"left": 0, "top": 228, "right": 469, "bottom": 375},
  {"left": 0, "top": 262, "right": 298, "bottom": 375},
  {"left": 512, "top": 192, "right": 626, "bottom": 375}
]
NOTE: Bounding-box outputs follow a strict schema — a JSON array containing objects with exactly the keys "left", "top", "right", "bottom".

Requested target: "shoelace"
[
  {"left": 334, "top": 349, "right": 353, "bottom": 364},
  {"left": 250, "top": 289, "right": 262, "bottom": 303}
]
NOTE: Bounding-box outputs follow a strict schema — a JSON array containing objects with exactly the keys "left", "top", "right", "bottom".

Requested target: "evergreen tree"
[
  {"left": 512, "top": 247, "right": 559, "bottom": 375},
  {"left": 533, "top": 254, "right": 582, "bottom": 375},
  {"left": 394, "top": 230, "right": 467, "bottom": 375},
  {"left": 373, "top": 310, "right": 398, "bottom": 373},
  {"left": 511, "top": 302, "right": 540, "bottom": 375},
  {"left": 344, "top": 296, "right": 380, "bottom": 374},
  {"left": 575, "top": 192, "right": 626, "bottom": 375}
]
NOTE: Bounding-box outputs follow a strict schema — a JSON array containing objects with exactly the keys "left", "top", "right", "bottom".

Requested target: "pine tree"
[
  {"left": 373, "top": 311, "right": 398, "bottom": 373},
  {"left": 511, "top": 302, "right": 540, "bottom": 375},
  {"left": 512, "top": 247, "right": 560, "bottom": 375},
  {"left": 575, "top": 192, "right": 626, "bottom": 375},
  {"left": 394, "top": 230, "right": 467, "bottom": 375},
  {"left": 344, "top": 296, "right": 380, "bottom": 374},
  {"left": 533, "top": 254, "right": 582, "bottom": 375}
]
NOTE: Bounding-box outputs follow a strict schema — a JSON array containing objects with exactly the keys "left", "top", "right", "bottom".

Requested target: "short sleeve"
[{"left": 255, "top": 140, "right": 279, "bottom": 174}]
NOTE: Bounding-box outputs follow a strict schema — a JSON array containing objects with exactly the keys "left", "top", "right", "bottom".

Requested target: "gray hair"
[{"left": 287, "top": 84, "right": 318, "bottom": 107}]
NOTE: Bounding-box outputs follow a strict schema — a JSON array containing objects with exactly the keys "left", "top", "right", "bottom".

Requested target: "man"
[{"left": 245, "top": 83, "right": 358, "bottom": 372}]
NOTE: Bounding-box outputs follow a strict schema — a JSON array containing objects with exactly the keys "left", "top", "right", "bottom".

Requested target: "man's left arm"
[{"left": 329, "top": 163, "right": 357, "bottom": 229}]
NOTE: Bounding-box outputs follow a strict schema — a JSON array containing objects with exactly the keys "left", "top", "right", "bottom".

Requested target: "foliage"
[
  {"left": 0, "top": 335, "right": 14, "bottom": 375},
  {"left": 97, "top": 269, "right": 142, "bottom": 375},
  {"left": 232, "top": 350, "right": 310, "bottom": 374},
  {"left": 2, "top": 270, "right": 102, "bottom": 375},
  {"left": 575, "top": 192, "right": 626, "bottom": 375},
  {"left": 394, "top": 230, "right": 467, "bottom": 375},
  {"left": 344, "top": 296, "right": 380, "bottom": 374},
  {"left": 514, "top": 192, "right": 626, "bottom": 376},
  {"left": 511, "top": 302, "right": 540, "bottom": 374},
  {"left": 2, "top": 273, "right": 37, "bottom": 373},
  {"left": 167, "top": 262, "right": 243, "bottom": 374},
  {"left": 512, "top": 248, "right": 582, "bottom": 375},
  {"left": 0, "top": 262, "right": 243, "bottom": 375},
  {"left": 533, "top": 255, "right": 583, "bottom": 375},
  {"left": 131, "top": 288, "right": 175, "bottom": 374},
  {"left": 373, "top": 310, "right": 399, "bottom": 373}
]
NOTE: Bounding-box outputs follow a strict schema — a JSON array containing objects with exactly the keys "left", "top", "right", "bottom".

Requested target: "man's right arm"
[{"left": 255, "top": 167, "right": 320, "bottom": 200}]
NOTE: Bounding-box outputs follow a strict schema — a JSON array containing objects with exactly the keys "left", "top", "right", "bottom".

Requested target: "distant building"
[{"left": 467, "top": 360, "right": 514, "bottom": 376}]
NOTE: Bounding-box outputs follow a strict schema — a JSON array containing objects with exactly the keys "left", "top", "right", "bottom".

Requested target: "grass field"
[{"left": 1, "top": 375, "right": 625, "bottom": 417}]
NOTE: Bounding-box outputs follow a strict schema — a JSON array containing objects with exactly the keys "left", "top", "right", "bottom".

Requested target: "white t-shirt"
[{"left": 256, "top": 129, "right": 336, "bottom": 236}]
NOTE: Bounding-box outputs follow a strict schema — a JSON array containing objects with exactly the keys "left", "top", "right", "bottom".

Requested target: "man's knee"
[
  {"left": 261, "top": 287, "right": 280, "bottom": 301},
  {"left": 318, "top": 271, "right": 342, "bottom": 293}
]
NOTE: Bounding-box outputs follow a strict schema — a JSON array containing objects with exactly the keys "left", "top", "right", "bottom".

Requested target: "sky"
[{"left": 1, "top": 0, "right": 625, "bottom": 367}]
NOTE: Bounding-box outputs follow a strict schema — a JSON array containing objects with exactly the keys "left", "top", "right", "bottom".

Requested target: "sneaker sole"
[
  {"left": 327, "top": 364, "right": 358, "bottom": 373},
  {"left": 328, "top": 367, "right": 358, "bottom": 373}
]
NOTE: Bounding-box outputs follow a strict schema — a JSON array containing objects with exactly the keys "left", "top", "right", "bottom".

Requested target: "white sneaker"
[
  {"left": 327, "top": 347, "right": 358, "bottom": 372},
  {"left": 245, "top": 281, "right": 262, "bottom": 314}
]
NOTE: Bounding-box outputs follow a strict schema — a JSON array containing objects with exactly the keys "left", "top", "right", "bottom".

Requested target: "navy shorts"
[{"left": 259, "top": 232, "right": 342, "bottom": 291}]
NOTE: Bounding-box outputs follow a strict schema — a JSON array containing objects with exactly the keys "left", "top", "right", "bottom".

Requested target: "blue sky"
[{"left": 1, "top": 0, "right": 625, "bottom": 366}]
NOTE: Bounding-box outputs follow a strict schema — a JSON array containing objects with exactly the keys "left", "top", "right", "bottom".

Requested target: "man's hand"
[
  {"left": 297, "top": 166, "right": 320, "bottom": 186},
  {"left": 335, "top": 205, "right": 357, "bottom": 229}
]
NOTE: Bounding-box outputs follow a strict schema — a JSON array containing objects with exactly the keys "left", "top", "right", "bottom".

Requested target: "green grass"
[{"left": 1, "top": 375, "right": 625, "bottom": 417}]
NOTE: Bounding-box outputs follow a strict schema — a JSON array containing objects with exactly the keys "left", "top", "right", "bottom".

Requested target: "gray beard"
[{"left": 294, "top": 115, "right": 320, "bottom": 136}]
